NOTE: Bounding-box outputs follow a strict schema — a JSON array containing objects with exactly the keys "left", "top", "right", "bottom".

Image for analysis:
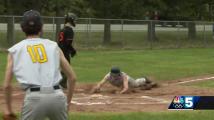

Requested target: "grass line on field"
[
  {"left": 1, "top": 48, "right": 214, "bottom": 85},
  {"left": 1, "top": 111, "right": 213, "bottom": 120}
]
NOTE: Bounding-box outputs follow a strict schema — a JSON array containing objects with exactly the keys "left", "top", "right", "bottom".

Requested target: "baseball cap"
[{"left": 21, "top": 10, "right": 42, "bottom": 27}]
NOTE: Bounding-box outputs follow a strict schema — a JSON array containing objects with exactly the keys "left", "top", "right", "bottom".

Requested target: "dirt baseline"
[{"left": 1, "top": 75, "right": 214, "bottom": 112}]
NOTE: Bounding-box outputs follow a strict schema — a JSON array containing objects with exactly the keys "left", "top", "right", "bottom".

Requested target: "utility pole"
[
  {"left": 5, "top": 0, "right": 15, "bottom": 46},
  {"left": 210, "top": 3, "right": 214, "bottom": 39}
]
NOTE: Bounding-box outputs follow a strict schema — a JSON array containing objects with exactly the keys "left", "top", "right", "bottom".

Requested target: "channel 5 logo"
[
  {"left": 169, "top": 96, "right": 195, "bottom": 109},
  {"left": 184, "top": 96, "right": 194, "bottom": 108}
]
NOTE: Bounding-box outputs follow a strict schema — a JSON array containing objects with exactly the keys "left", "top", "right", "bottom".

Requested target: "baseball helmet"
[
  {"left": 110, "top": 67, "right": 121, "bottom": 74},
  {"left": 21, "top": 10, "right": 43, "bottom": 35},
  {"left": 64, "top": 13, "right": 78, "bottom": 27}
]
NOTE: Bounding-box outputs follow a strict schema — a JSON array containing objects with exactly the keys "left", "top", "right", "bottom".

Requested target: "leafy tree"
[
  {"left": 1, "top": 0, "right": 214, "bottom": 42},
  {"left": 0, "top": 0, "right": 6, "bottom": 14}
]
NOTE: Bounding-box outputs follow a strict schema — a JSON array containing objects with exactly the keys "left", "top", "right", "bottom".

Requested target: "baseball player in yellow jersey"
[{"left": 3, "top": 10, "right": 76, "bottom": 120}]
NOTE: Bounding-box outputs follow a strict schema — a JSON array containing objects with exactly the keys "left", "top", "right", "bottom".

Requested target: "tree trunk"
[
  {"left": 55, "top": 1, "right": 63, "bottom": 41},
  {"left": 6, "top": 0, "right": 14, "bottom": 46},
  {"left": 55, "top": 17, "right": 61, "bottom": 41},
  {"left": 31, "top": 0, "right": 42, "bottom": 11},
  {"left": 7, "top": 17, "right": 14, "bottom": 46},
  {"left": 188, "top": 22, "right": 196, "bottom": 40},
  {"left": 103, "top": 20, "right": 111, "bottom": 44},
  {"left": 103, "top": 0, "right": 111, "bottom": 44}
]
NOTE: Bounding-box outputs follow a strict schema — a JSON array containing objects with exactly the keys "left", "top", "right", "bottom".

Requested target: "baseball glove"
[{"left": 2, "top": 113, "right": 17, "bottom": 120}]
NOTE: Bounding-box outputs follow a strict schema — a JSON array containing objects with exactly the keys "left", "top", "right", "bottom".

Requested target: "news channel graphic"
[{"left": 168, "top": 96, "right": 214, "bottom": 110}]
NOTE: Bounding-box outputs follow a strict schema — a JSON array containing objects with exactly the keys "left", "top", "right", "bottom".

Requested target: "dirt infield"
[{"left": 1, "top": 75, "right": 214, "bottom": 113}]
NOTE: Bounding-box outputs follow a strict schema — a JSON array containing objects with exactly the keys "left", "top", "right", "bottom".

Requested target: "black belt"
[{"left": 30, "top": 85, "right": 60, "bottom": 92}]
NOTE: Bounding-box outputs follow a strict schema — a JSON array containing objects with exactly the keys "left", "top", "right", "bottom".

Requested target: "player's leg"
[
  {"left": 140, "top": 84, "right": 152, "bottom": 90},
  {"left": 135, "top": 78, "right": 153, "bottom": 90},
  {"left": 133, "top": 78, "right": 148, "bottom": 90},
  {"left": 145, "top": 77, "right": 158, "bottom": 88},
  {"left": 48, "top": 90, "right": 68, "bottom": 120},
  {"left": 20, "top": 92, "right": 45, "bottom": 120}
]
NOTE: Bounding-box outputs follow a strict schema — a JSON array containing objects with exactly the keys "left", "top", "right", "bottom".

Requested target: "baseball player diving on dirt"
[{"left": 91, "top": 67, "right": 158, "bottom": 94}]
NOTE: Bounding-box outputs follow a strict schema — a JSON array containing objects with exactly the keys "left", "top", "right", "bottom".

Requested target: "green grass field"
[
  {"left": 1, "top": 48, "right": 214, "bottom": 84},
  {"left": 0, "top": 111, "right": 214, "bottom": 120},
  {"left": 1, "top": 48, "right": 214, "bottom": 120},
  {"left": 69, "top": 111, "right": 214, "bottom": 120},
  {"left": 187, "top": 80, "right": 214, "bottom": 88}
]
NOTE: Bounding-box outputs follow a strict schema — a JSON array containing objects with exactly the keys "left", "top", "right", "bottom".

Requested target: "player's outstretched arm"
[
  {"left": 59, "top": 49, "right": 76, "bottom": 108},
  {"left": 120, "top": 76, "right": 129, "bottom": 94},
  {"left": 91, "top": 76, "right": 107, "bottom": 93},
  {"left": 3, "top": 54, "right": 16, "bottom": 118}
]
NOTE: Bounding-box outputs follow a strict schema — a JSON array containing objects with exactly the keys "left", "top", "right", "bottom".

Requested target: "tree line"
[
  {"left": 1, "top": 0, "right": 214, "bottom": 20},
  {"left": 1, "top": 0, "right": 214, "bottom": 44}
]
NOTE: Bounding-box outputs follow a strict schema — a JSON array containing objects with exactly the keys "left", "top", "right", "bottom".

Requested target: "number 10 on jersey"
[{"left": 27, "top": 44, "right": 48, "bottom": 63}]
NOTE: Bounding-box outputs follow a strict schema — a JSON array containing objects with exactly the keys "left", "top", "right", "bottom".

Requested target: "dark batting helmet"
[
  {"left": 110, "top": 67, "right": 121, "bottom": 74},
  {"left": 21, "top": 10, "right": 43, "bottom": 35},
  {"left": 64, "top": 13, "right": 78, "bottom": 27}
]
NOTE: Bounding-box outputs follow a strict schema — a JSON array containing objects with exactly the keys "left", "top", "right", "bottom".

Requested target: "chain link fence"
[{"left": 0, "top": 16, "right": 214, "bottom": 50}]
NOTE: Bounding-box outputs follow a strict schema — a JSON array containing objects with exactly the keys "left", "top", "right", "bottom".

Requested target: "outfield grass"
[
  {"left": 68, "top": 111, "right": 214, "bottom": 120},
  {"left": 70, "top": 48, "right": 214, "bottom": 83},
  {"left": 0, "top": 52, "right": 7, "bottom": 85},
  {"left": 1, "top": 48, "right": 214, "bottom": 84},
  {"left": 187, "top": 80, "right": 214, "bottom": 88},
  {"left": 0, "top": 111, "right": 213, "bottom": 120}
]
